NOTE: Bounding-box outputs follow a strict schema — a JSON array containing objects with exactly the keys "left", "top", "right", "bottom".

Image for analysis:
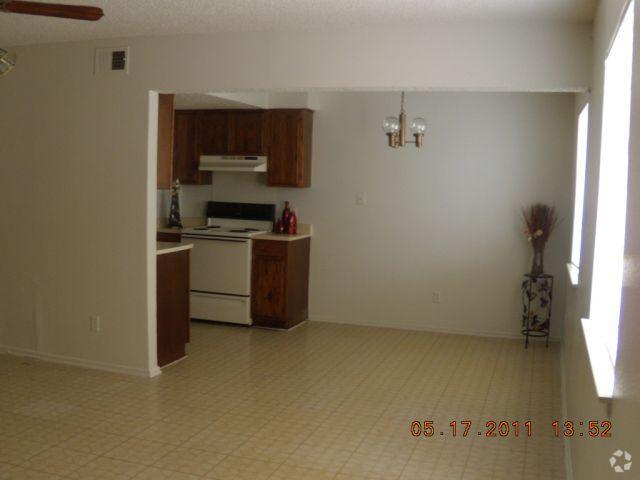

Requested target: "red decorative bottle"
[
  {"left": 288, "top": 210, "right": 297, "bottom": 235},
  {"left": 282, "top": 201, "right": 291, "bottom": 232}
]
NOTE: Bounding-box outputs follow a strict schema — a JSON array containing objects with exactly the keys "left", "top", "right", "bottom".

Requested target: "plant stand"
[{"left": 521, "top": 273, "right": 553, "bottom": 348}]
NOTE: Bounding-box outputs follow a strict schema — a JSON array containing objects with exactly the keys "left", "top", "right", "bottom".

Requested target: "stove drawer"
[
  {"left": 252, "top": 240, "right": 286, "bottom": 257},
  {"left": 190, "top": 292, "right": 251, "bottom": 325}
]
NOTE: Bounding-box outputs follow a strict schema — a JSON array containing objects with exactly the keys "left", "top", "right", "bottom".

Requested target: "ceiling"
[{"left": 1, "top": 0, "right": 597, "bottom": 47}]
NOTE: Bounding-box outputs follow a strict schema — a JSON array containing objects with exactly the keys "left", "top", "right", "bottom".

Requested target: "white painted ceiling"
[{"left": 1, "top": 0, "right": 596, "bottom": 47}]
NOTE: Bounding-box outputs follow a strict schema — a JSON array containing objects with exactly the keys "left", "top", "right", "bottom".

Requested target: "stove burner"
[
  {"left": 228, "top": 229, "right": 250, "bottom": 233},
  {"left": 206, "top": 225, "right": 221, "bottom": 229}
]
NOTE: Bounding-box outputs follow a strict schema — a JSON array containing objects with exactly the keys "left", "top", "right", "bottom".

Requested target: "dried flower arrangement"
[{"left": 521, "top": 203, "right": 558, "bottom": 275}]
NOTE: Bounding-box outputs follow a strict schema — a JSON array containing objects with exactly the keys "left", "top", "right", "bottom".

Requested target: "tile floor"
[{"left": 0, "top": 321, "right": 565, "bottom": 479}]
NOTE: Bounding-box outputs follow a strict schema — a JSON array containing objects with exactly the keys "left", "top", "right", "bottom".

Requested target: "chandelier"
[
  {"left": 382, "top": 92, "right": 426, "bottom": 148},
  {"left": 0, "top": 48, "right": 15, "bottom": 77}
]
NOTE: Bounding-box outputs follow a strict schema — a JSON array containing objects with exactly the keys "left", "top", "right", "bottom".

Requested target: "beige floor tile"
[
  {"left": 0, "top": 322, "right": 565, "bottom": 480},
  {"left": 0, "top": 466, "right": 65, "bottom": 480},
  {"left": 204, "top": 455, "right": 281, "bottom": 479},
  {"left": 18, "top": 447, "right": 96, "bottom": 477},
  {"left": 66, "top": 457, "right": 147, "bottom": 479},
  {"left": 135, "top": 420, "right": 205, "bottom": 446},
  {"left": 134, "top": 466, "right": 202, "bottom": 480},
  {"left": 269, "top": 464, "right": 337, "bottom": 480},
  {"left": 93, "top": 413, "right": 157, "bottom": 437},
  {"left": 105, "top": 438, "right": 175, "bottom": 466},
  {"left": 58, "top": 430, "right": 129, "bottom": 456},
  {"left": 152, "top": 447, "right": 225, "bottom": 476},
  {"left": 0, "top": 438, "right": 49, "bottom": 465}
]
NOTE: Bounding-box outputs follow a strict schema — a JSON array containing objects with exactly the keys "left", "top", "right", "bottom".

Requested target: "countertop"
[
  {"left": 253, "top": 232, "right": 311, "bottom": 242},
  {"left": 157, "top": 222, "right": 313, "bottom": 242},
  {"left": 253, "top": 224, "right": 313, "bottom": 242},
  {"left": 157, "top": 242, "right": 193, "bottom": 256}
]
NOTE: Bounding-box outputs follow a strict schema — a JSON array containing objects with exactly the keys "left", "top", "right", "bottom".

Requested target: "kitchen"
[{"left": 155, "top": 92, "right": 314, "bottom": 367}]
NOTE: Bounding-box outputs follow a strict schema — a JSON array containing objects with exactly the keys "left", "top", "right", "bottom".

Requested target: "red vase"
[
  {"left": 282, "top": 201, "right": 291, "bottom": 232},
  {"left": 288, "top": 211, "right": 297, "bottom": 235}
]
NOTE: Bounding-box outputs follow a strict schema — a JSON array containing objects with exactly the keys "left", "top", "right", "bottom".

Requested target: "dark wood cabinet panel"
[
  {"left": 267, "top": 109, "right": 313, "bottom": 188},
  {"left": 157, "top": 94, "right": 175, "bottom": 189},
  {"left": 199, "top": 111, "right": 228, "bottom": 155},
  {"left": 227, "top": 111, "right": 266, "bottom": 155},
  {"left": 172, "top": 111, "right": 211, "bottom": 185},
  {"left": 252, "top": 255, "right": 287, "bottom": 321},
  {"left": 157, "top": 231, "right": 181, "bottom": 243},
  {"left": 157, "top": 250, "right": 190, "bottom": 367},
  {"left": 169, "top": 108, "right": 312, "bottom": 188},
  {"left": 251, "top": 238, "right": 310, "bottom": 329}
]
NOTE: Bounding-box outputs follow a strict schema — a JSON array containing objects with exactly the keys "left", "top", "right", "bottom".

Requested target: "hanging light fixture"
[
  {"left": 382, "top": 91, "right": 426, "bottom": 149},
  {"left": 0, "top": 48, "right": 16, "bottom": 77}
]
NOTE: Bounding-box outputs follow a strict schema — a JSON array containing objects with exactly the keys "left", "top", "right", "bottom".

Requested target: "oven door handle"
[{"left": 181, "top": 234, "right": 250, "bottom": 243}]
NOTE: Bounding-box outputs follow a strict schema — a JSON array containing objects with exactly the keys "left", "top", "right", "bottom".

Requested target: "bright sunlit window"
[
  {"left": 569, "top": 104, "right": 589, "bottom": 285},
  {"left": 583, "top": 0, "right": 635, "bottom": 399}
]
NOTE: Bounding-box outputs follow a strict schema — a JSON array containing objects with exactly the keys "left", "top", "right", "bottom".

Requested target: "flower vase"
[{"left": 531, "top": 248, "right": 544, "bottom": 276}]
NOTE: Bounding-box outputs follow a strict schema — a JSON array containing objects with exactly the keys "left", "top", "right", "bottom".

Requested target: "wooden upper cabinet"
[
  {"left": 227, "top": 111, "right": 267, "bottom": 155},
  {"left": 156, "top": 94, "right": 175, "bottom": 189},
  {"left": 199, "top": 111, "right": 228, "bottom": 155},
  {"left": 266, "top": 109, "right": 313, "bottom": 188},
  {"left": 172, "top": 111, "right": 211, "bottom": 185},
  {"left": 168, "top": 108, "right": 313, "bottom": 188}
]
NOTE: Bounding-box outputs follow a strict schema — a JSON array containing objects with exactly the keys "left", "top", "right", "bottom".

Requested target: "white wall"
[
  {"left": 563, "top": 1, "right": 640, "bottom": 478},
  {"left": 0, "top": 19, "right": 589, "bottom": 374},
  {"left": 209, "top": 91, "right": 574, "bottom": 337}
]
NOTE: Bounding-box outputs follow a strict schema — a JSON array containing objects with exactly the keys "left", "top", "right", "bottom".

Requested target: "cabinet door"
[
  {"left": 173, "top": 111, "right": 211, "bottom": 185},
  {"left": 199, "top": 111, "right": 228, "bottom": 155},
  {"left": 267, "top": 110, "right": 312, "bottom": 187},
  {"left": 228, "top": 111, "right": 266, "bottom": 155},
  {"left": 251, "top": 254, "right": 286, "bottom": 322},
  {"left": 157, "top": 250, "right": 190, "bottom": 367}
]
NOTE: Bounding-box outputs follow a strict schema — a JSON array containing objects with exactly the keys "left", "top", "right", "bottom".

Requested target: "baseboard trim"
[
  {"left": 308, "top": 316, "right": 561, "bottom": 342},
  {"left": 0, "top": 345, "right": 161, "bottom": 378},
  {"left": 560, "top": 344, "right": 574, "bottom": 480}
]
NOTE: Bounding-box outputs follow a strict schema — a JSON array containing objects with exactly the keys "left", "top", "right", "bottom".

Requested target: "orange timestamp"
[
  {"left": 552, "top": 420, "right": 612, "bottom": 438},
  {"left": 410, "top": 420, "right": 533, "bottom": 438}
]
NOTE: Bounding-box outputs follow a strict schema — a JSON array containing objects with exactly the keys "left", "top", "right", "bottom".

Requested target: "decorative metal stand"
[{"left": 521, "top": 273, "right": 553, "bottom": 348}]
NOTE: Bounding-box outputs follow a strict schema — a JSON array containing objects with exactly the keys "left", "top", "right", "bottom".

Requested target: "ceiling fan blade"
[{"left": 0, "top": 1, "right": 104, "bottom": 21}]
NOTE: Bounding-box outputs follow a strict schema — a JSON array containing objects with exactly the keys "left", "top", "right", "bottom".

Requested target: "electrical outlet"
[
  {"left": 356, "top": 192, "right": 367, "bottom": 206},
  {"left": 432, "top": 292, "right": 441, "bottom": 304},
  {"left": 90, "top": 315, "right": 101, "bottom": 333}
]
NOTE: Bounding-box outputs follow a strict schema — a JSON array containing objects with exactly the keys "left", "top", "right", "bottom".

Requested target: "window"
[
  {"left": 568, "top": 104, "right": 589, "bottom": 285},
  {"left": 583, "top": 0, "right": 635, "bottom": 399}
]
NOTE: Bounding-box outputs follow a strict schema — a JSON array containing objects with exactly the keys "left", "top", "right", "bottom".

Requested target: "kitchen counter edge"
[
  {"left": 253, "top": 233, "right": 311, "bottom": 242},
  {"left": 157, "top": 242, "right": 194, "bottom": 256}
]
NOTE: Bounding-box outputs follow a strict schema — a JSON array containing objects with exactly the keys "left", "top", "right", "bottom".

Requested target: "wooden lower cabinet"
[
  {"left": 251, "top": 238, "right": 310, "bottom": 329},
  {"left": 157, "top": 250, "right": 190, "bottom": 367},
  {"left": 157, "top": 231, "right": 181, "bottom": 243}
]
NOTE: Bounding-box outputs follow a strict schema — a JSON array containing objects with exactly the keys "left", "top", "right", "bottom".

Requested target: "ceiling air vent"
[{"left": 94, "top": 47, "right": 129, "bottom": 75}]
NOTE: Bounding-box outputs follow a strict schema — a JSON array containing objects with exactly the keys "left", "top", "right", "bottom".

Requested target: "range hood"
[{"left": 199, "top": 155, "right": 267, "bottom": 172}]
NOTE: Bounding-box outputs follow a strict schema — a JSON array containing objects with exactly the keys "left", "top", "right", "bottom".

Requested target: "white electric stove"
[{"left": 181, "top": 202, "right": 275, "bottom": 325}]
